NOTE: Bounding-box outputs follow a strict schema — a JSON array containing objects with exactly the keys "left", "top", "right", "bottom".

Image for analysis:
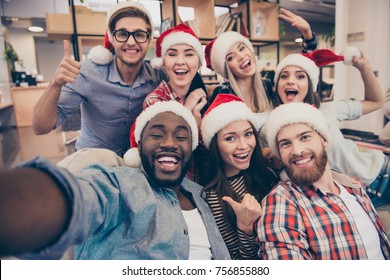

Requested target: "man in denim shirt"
[
  {"left": 32, "top": 2, "right": 166, "bottom": 156},
  {"left": 0, "top": 101, "right": 230, "bottom": 260}
]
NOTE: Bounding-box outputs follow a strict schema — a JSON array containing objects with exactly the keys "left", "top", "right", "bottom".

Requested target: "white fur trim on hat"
[
  {"left": 88, "top": 45, "right": 114, "bottom": 65},
  {"left": 342, "top": 46, "right": 361, "bottom": 65},
  {"left": 106, "top": 1, "right": 154, "bottom": 42},
  {"left": 134, "top": 101, "right": 199, "bottom": 151},
  {"left": 264, "top": 102, "right": 331, "bottom": 159},
  {"left": 274, "top": 54, "right": 320, "bottom": 90},
  {"left": 123, "top": 147, "right": 141, "bottom": 168},
  {"left": 201, "top": 101, "right": 260, "bottom": 149},
  {"left": 150, "top": 57, "right": 164, "bottom": 69},
  {"left": 210, "top": 31, "right": 254, "bottom": 79}
]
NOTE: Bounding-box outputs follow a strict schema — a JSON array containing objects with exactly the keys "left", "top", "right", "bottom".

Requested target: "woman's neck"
[{"left": 169, "top": 83, "right": 191, "bottom": 99}]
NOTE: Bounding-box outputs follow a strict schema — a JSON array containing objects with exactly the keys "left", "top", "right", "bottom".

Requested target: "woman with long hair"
[{"left": 200, "top": 94, "right": 277, "bottom": 259}]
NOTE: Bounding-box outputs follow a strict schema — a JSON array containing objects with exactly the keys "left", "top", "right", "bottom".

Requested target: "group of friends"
[{"left": 0, "top": 1, "right": 389, "bottom": 260}]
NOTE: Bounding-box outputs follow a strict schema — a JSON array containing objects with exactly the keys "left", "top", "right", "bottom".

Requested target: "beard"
[
  {"left": 140, "top": 153, "right": 193, "bottom": 189},
  {"left": 285, "top": 148, "right": 327, "bottom": 186}
]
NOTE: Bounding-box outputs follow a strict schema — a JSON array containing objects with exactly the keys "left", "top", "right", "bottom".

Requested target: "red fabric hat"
[
  {"left": 201, "top": 94, "right": 261, "bottom": 149},
  {"left": 204, "top": 38, "right": 216, "bottom": 70},
  {"left": 88, "top": 1, "right": 153, "bottom": 65},
  {"left": 151, "top": 23, "right": 204, "bottom": 69},
  {"left": 274, "top": 47, "right": 361, "bottom": 90}
]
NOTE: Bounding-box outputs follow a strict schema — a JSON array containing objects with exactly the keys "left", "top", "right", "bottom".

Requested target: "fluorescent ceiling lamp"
[{"left": 28, "top": 26, "right": 44, "bottom": 32}]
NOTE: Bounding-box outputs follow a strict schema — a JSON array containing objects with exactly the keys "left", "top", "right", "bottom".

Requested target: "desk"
[{"left": 11, "top": 86, "right": 46, "bottom": 127}]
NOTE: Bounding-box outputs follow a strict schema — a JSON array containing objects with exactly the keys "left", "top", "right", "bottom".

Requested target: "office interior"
[{"left": 0, "top": 0, "right": 389, "bottom": 235}]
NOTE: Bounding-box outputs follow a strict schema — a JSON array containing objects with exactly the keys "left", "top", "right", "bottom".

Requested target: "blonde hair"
[{"left": 226, "top": 62, "right": 273, "bottom": 113}]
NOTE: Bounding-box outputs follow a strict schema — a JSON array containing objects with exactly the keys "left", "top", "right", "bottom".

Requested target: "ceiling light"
[{"left": 28, "top": 26, "right": 44, "bottom": 32}]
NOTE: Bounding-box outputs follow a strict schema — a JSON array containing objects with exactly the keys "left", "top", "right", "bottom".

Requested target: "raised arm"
[
  {"left": 279, "top": 8, "right": 317, "bottom": 52},
  {"left": 352, "top": 52, "right": 384, "bottom": 114},
  {"left": 32, "top": 40, "right": 81, "bottom": 135},
  {"left": 0, "top": 168, "right": 71, "bottom": 257}
]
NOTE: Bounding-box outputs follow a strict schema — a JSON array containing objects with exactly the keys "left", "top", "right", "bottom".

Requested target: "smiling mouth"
[
  {"left": 240, "top": 59, "right": 251, "bottom": 69},
  {"left": 233, "top": 152, "right": 249, "bottom": 160},
  {"left": 154, "top": 154, "right": 182, "bottom": 172},
  {"left": 292, "top": 156, "right": 312, "bottom": 167},
  {"left": 174, "top": 69, "right": 189, "bottom": 76}
]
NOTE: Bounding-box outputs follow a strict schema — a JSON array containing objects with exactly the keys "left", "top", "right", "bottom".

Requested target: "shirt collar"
[
  {"left": 284, "top": 170, "right": 362, "bottom": 199},
  {"left": 108, "top": 58, "right": 156, "bottom": 86}
]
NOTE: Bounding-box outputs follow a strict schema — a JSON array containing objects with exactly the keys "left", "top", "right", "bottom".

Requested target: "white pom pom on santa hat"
[
  {"left": 342, "top": 46, "right": 361, "bottom": 65},
  {"left": 88, "top": 44, "right": 114, "bottom": 65},
  {"left": 123, "top": 147, "right": 141, "bottom": 168}
]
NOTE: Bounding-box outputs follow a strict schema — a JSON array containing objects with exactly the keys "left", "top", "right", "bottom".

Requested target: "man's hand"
[
  {"left": 52, "top": 40, "right": 82, "bottom": 87},
  {"left": 223, "top": 193, "right": 261, "bottom": 235}
]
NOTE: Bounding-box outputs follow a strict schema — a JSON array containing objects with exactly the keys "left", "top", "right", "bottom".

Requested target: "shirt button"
[
  {"left": 171, "top": 200, "right": 176, "bottom": 206},
  {"left": 184, "top": 229, "right": 188, "bottom": 235}
]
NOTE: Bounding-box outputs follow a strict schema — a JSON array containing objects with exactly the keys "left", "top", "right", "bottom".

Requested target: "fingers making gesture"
[
  {"left": 223, "top": 193, "right": 262, "bottom": 235},
  {"left": 52, "top": 40, "right": 82, "bottom": 87}
]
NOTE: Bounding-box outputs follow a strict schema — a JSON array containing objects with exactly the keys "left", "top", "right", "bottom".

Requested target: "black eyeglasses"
[{"left": 112, "top": 30, "right": 151, "bottom": 43}]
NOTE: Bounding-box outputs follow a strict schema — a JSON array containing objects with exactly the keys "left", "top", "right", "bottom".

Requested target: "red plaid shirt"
[
  {"left": 143, "top": 80, "right": 184, "bottom": 109},
  {"left": 257, "top": 172, "right": 390, "bottom": 260}
]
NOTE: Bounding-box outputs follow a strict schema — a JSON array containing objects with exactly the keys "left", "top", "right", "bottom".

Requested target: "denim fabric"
[
  {"left": 55, "top": 59, "right": 165, "bottom": 156},
  {"left": 19, "top": 158, "right": 230, "bottom": 260},
  {"left": 368, "top": 155, "right": 390, "bottom": 208}
]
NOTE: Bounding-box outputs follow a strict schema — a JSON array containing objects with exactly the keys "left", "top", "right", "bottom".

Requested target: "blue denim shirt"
[
  {"left": 19, "top": 158, "right": 231, "bottom": 260},
  {"left": 56, "top": 59, "right": 165, "bottom": 156}
]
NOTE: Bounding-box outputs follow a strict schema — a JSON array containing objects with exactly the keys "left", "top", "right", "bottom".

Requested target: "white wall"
[
  {"left": 1, "top": 0, "right": 68, "bottom": 17},
  {"left": 334, "top": 0, "right": 390, "bottom": 135}
]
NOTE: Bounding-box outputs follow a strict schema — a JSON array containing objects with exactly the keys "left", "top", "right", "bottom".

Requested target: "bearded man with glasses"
[{"left": 32, "top": 1, "right": 167, "bottom": 157}]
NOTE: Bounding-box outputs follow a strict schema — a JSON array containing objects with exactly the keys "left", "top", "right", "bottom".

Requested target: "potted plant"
[{"left": 3, "top": 46, "right": 20, "bottom": 72}]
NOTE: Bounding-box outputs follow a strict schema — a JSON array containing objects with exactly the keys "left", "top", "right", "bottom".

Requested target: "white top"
[
  {"left": 182, "top": 208, "right": 212, "bottom": 260},
  {"left": 320, "top": 100, "right": 384, "bottom": 186},
  {"left": 336, "top": 181, "right": 385, "bottom": 259}
]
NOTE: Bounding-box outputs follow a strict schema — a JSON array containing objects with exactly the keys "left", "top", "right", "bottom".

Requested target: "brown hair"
[{"left": 109, "top": 7, "right": 152, "bottom": 34}]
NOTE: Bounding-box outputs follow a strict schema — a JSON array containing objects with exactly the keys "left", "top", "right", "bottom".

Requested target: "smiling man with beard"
[
  {"left": 0, "top": 101, "right": 230, "bottom": 260},
  {"left": 256, "top": 102, "right": 390, "bottom": 260}
]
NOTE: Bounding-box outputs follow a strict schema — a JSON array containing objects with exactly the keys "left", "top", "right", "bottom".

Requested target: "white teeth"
[
  {"left": 175, "top": 70, "right": 188, "bottom": 74},
  {"left": 234, "top": 152, "right": 249, "bottom": 159},
  {"left": 125, "top": 49, "right": 137, "bottom": 53},
  {"left": 295, "top": 158, "right": 310, "bottom": 164},
  {"left": 240, "top": 60, "right": 250, "bottom": 68},
  {"left": 157, "top": 156, "right": 178, "bottom": 163}
]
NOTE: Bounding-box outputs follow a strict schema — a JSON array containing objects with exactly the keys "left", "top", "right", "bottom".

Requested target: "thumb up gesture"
[
  {"left": 52, "top": 40, "right": 82, "bottom": 87},
  {"left": 222, "top": 193, "right": 262, "bottom": 235}
]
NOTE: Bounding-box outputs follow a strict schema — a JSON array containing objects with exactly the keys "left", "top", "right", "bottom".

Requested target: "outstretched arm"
[
  {"left": 352, "top": 52, "right": 384, "bottom": 114},
  {"left": 0, "top": 168, "right": 71, "bottom": 257},
  {"left": 32, "top": 40, "right": 81, "bottom": 135}
]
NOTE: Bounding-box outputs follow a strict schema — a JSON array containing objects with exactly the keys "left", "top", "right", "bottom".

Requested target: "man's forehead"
[
  {"left": 144, "top": 112, "right": 190, "bottom": 128},
  {"left": 278, "top": 123, "right": 315, "bottom": 138}
]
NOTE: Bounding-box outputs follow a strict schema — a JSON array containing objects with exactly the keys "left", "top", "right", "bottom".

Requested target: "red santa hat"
[
  {"left": 264, "top": 102, "right": 331, "bottom": 159},
  {"left": 201, "top": 94, "right": 261, "bottom": 149},
  {"left": 205, "top": 31, "right": 254, "bottom": 79},
  {"left": 88, "top": 1, "right": 153, "bottom": 65},
  {"left": 274, "top": 47, "right": 361, "bottom": 90},
  {"left": 150, "top": 23, "right": 204, "bottom": 69},
  {"left": 124, "top": 101, "right": 199, "bottom": 168}
]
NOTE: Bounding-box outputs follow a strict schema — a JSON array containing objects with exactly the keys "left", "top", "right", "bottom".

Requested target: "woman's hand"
[
  {"left": 222, "top": 193, "right": 262, "bottom": 235},
  {"left": 184, "top": 88, "right": 207, "bottom": 127}
]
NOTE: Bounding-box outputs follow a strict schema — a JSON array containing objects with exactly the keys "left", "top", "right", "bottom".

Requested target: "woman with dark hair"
[
  {"left": 200, "top": 94, "right": 277, "bottom": 259},
  {"left": 271, "top": 48, "right": 388, "bottom": 207}
]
